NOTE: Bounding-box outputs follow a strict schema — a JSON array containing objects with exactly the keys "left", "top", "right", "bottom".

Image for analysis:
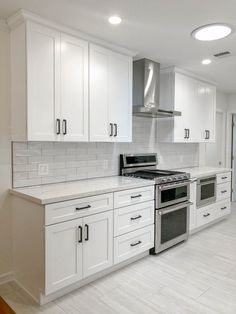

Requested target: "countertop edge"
[{"left": 10, "top": 180, "right": 155, "bottom": 205}]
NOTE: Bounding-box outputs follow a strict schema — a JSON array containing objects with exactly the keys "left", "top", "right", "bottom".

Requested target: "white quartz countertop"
[
  {"left": 175, "top": 166, "right": 232, "bottom": 179},
  {"left": 10, "top": 176, "right": 154, "bottom": 205}
]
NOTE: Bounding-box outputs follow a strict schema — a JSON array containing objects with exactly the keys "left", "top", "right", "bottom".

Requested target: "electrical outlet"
[
  {"left": 38, "top": 163, "right": 49, "bottom": 176},
  {"left": 103, "top": 160, "right": 109, "bottom": 170}
]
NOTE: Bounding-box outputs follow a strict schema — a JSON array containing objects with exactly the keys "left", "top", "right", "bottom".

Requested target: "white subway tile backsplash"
[{"left": 12, "top": 117, "right": 199, "bottom": 188}]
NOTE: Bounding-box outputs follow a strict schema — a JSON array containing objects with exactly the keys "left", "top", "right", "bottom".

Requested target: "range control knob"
[{"left": 167, "top": 178, "right": 172, "bottom": 182}]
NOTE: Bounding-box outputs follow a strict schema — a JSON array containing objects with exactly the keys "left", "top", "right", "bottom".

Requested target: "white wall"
[{"left": 0, "top": 27, "right": 12, "bottom": 279}]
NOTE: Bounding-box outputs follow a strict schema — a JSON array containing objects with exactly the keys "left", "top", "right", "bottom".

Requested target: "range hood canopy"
[{"left": 133, "top": 58, "right": 181, "bottom": 118}]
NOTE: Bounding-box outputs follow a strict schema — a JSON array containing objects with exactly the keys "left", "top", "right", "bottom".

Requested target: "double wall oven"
[{"left": 120, "top": 154, "right": 191, "bottom": 254}]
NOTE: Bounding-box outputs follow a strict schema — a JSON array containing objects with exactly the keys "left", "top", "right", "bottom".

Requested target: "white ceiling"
[{"left": 1, "top": 0, "right": 236, "bottom": 93}]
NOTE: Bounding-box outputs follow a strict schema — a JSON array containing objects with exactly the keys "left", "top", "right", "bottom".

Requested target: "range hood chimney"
[{"left": 133, "top": 58, "right": 181, "bottom": 118}]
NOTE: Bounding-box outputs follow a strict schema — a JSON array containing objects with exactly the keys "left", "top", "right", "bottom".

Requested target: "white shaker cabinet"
[
  {"left": 45, "top": 218, "right": 83, "bottom": 294},
  {"left": 89, "top": 44, "right": 132, "bottom": 142},
  {"left": 45, "top": 210, "right": 113, "bottom": 294},
  {"left": 11, "top": 21, "right": 89, "bottom": 141},
  {"left": 82, "top": 211, "right": 113, "bottom": 278},
  {"left": 158, "top": 68, "right": 216, "bottom": 143},
  {"left": 60, "top": 34, "right": 89, "bottom": 142},
  {"left": 11, "top": 22, "right": 61, "bottom": 141}
]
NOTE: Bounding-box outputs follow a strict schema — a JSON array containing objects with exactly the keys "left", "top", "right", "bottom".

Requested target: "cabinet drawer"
[
  {"left": 216, "top": 199, "right": 231, "bottom": 218},
  {"left": 114, "top": 201, "right": 155, "bottom": 236},
  {"left": 216, "top": 182, "right": 231, "bottom": 201},
  {"left": 197, "top": 205, "right": 216, "bottom": 228},
  {"left": 114, "top": 186, "right": 154, "bottom": 209},
  {"left": 217, "top": 172, "right": 231, "bottom": 184},
  {"left": 45, "top": 193, "right": 113, "bottom": 225},
  {"left": 114, "top": 225, "right": 154, "bottom": 264}
]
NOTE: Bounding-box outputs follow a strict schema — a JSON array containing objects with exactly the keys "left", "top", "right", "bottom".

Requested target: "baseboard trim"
[
  {"left": 13, "top": 279, "right": 39, "bottom": 304},
  {"left": 0, "top": 272, "right": 14, "bottom": 285}
]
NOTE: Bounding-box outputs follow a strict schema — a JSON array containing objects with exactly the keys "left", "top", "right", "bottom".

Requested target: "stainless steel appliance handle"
[
  {"left": 158, "top": 181, "right": 190, "bottom": 190},
  {"left": 159, "top": 201, "right": 193, "bottom": 215},
  {"left": 109, "top": 123, "right": 113, "bottom": 136}
]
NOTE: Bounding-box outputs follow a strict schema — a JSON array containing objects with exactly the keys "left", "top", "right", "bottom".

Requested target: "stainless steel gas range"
[{"left": 120, "top": 153, "right": 191, "bottom": 254}]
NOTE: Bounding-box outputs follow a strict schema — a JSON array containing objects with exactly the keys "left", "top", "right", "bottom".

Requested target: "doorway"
[{"left": 231, "top": 114, "right": 236, "bottom": 201}]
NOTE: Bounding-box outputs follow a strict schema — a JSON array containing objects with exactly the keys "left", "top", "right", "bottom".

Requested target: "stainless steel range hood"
[{"left": 133, "top": 58, "right": 181, "bottom": 118}]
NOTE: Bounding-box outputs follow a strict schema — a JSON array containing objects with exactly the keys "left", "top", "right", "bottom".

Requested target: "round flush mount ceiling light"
[
  {"left": 108, "top": 15, "right": 122, "bottom": 25},
  {"left": 202, "top": 59, "right": 212, "bottom": 65},
  {"left": 192, "top": 23, "right": 233, "bottom": 41}
]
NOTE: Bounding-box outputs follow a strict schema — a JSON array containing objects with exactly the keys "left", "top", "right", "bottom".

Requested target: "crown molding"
[
  {"left": 0, "top": 18, "right": 9, "bottom": 32},
  {"left": 7, "top": 9, "right": 137, "bottom": 57}
]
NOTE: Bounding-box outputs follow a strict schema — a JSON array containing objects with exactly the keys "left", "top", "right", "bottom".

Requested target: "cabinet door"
[
  {"left": 45, "top": 218, "right": 83, "bottom": 294},
  {"left": 174, "top": 73, "right": 190, "bottom": 142},
  {"left": 27, "top": 22, "right": 60, "bottom": 141},
  {"left": 204, "top": 84, "right": 216, "bottom": 143},
  {"left": 109, "top": 53, "right": 132, "bottom": 142},
  {"left": 189, "top": 181, "right": 197, "bottom": 231},
  {"left": 82, "top": 211, "right": 113, "bottom": 278},
  {"left": 61, "top": 34, "right": 89, "bottom": 142},
  {"left": 89, "top": 44, "right": 112, "bottom": 142}
]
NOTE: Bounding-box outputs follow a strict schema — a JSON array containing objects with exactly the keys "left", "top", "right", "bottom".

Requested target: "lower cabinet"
[
  {"left": 45, "top": 211, "right": 113, "bottom": 294},
  {"left": 114, "top": 225, "right": 154, "bottom": 265}
]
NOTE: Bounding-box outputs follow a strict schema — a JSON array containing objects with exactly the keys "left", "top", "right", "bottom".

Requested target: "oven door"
[
  {"left": 156, "top": 181, "right": 190, "bottom": 209},
  {"left": 153, "top": 201, "right": 190, "bottom": 254},
  {"left": 197, "top": 176, "right": 216, "bottom": 208}
]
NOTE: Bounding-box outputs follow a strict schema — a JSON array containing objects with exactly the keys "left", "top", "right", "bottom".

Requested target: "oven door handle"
[
  {"left": 159, "top": 201, "right": 193, "bottom": 215},
  {"left": 158, "top": 181, "right": 190, "bottom": 190}
]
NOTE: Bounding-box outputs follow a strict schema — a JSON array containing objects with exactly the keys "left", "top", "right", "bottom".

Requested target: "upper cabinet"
[
  {"left": 11, "top": 21, "right": 89, "bottom": 142},
  {"left": 158, "top": 68, "right": 216, "bottom": 143},
  {"left": 10, "top": 19, "right": 132, "bottom": 142},
  {"left": 89, "top": 44, "right": 132, "bottom": 142}
]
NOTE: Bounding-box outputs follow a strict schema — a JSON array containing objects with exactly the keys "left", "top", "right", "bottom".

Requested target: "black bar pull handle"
[
  {"left": 76, "top": 205, "right": 91, "bottom": 211},
  {"left": 130, "top": 240, "right": 142, "bottom": 247},
  {"left": 114, "top": 123, "right": 118, "bottom": 137},
  {"left": 63, "top": 119, "right": 67, "bottom": 135},
  {"left": 131, "top": 194, "right": 142, "bottom": 199},
  {"left": 78, "top": 226, "right": 83, "bottom": 243},
  {"left": 85, "top": 224, "right": 89, "bottom": 241},
  {"left": 203, "top": 213, "right": 210, "bottom": 217},
  {"left": 130, "top": 215, "right": 142, "bottom": 221},
  {"left": 56, "top": 119, "right": 61, "bottom": 135},
  {"left": 109, "top": 123, "right": 113, "bottom": 136}
]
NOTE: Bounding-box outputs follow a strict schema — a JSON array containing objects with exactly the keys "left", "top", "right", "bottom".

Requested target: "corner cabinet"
[
  {"left": 89, "top": 44, "right": 132, "bottom": 142},
  {"left": 10, "top": 20, "right": 132, "bottom": 142},
  {"left": 158, "top": 68, "right": 216, "bottom": 143}
]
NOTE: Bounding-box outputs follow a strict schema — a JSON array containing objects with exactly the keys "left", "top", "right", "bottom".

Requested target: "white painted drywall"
[{"left": 0, "top": 28, "right": 12, "bottom": 279}]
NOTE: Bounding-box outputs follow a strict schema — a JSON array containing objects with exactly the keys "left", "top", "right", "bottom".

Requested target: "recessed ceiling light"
[
  {"left": 192, "top": 23, "right": 233, "bottom": 41},
  {"left": 108, "top": 15, "right": 122, "bottom": 25},
  {"left": 202, "top": 59, "right": 212, "bottom": 65}
]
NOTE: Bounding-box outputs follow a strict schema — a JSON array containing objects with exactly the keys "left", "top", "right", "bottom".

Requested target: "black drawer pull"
[
  {"left": 221, "top": 176, "right": 228, "bottom": 179},
  {"left": 221, "top": 206, "right": 227, "bottom": 210},
  {"left": 131, "top": 194, "right": 142, "bottom": 199},
  {"left": 221, "top": 190, "right": 227, "bottom": 194},
  {"left": 76, "top": 205, "right": 91, "bottom": 211},
  {"left": 78, "top": 226, "right": 83, "bottom": 243},
  {"left": 203, "top": 213, "right": 210, "bottom": 217},
  {"left": 130, "top": 240, "right": 142, "bottom": 247},
  {"left": 130, "top": 215, "right": 142, "bottom": 221}
]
